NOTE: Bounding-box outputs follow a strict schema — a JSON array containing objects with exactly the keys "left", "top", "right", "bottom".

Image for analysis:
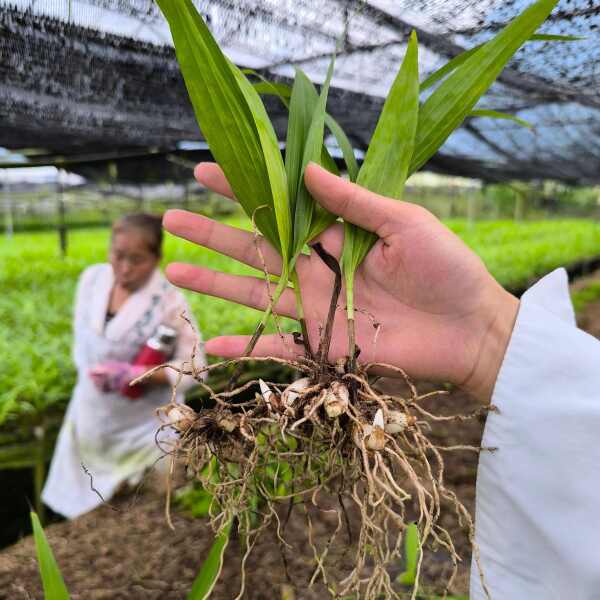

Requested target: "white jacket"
[
  {"left": 471, "top": 268, "right": 600, "bottom": 599},
  {"left": 42, "top": 264, "right": 206, "bottom": 518}
]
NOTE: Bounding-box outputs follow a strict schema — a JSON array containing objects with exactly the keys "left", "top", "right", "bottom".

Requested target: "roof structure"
[{"left": 1, "top": 0, "right": 599, "bottom": 183}]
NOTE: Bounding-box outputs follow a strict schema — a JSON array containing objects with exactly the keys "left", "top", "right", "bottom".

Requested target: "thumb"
[{"left": 304, "top": 162, "right": 420, "bottom": 237}]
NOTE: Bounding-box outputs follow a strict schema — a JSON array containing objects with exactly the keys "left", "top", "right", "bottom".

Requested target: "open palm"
[{"left": 163, "top": 163, "right": 518, "bottom": 402}]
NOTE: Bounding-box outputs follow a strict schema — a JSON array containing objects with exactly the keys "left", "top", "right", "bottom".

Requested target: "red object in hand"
[{"left": 123, "top": 325, "right": 177, "bottom": 399}]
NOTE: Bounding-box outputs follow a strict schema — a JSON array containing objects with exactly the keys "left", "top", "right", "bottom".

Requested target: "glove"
[{"left": 89, "top": 361, "right": 147, "bottom": 395}]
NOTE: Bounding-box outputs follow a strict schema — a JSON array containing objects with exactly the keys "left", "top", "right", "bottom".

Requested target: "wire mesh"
[{"left": 1, "top": 0, "right": 599, "bottom": 182}]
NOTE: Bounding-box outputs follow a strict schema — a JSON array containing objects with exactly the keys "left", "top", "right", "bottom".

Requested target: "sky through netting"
[{"left": 1, "top": 0, "right": 599, "bottom": 183}]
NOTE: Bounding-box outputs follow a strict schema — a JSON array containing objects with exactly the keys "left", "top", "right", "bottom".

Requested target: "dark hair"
[{"left": 111, "top": 213, "right": 163, "bottom": 257}]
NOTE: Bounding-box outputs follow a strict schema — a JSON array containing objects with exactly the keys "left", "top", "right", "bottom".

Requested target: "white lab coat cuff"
[{"left": 471, "top": 268, "right": 600, "bottom": 599}]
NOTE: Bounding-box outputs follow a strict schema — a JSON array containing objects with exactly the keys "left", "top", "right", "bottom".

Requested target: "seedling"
[{"left": 155, "top": 1, "right": 569, "bottom": 598}]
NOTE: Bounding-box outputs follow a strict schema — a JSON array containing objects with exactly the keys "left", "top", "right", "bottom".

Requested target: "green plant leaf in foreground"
[
  {"left": 231, "top": 61, "right": 291, "bottom": 265},
  {"left": 397, "top": 522, "right": 421, "bottom": 586},
  {"left": 469, "top": 109, "right": 533, "bottom": 129},
  {"left": 324, "top": 114, "right": 359, "bottom": 183},
  {"left": 421, "top": 32, "right": 582, "bottom": 91},
  {"left": 410, "top": 0, "right": 559, "bottom": 173},
  {"left": 285, "top": 69, "right": 320, "bottom": 219},
  {"left": 292, "top": 57, "right": 335, "bottom": 260},
  {"left": 187, "top": 521, "right": 232, "bottom": 600},
  {"left": 30, "top": 511, "right": 70, "bottom": 600},
  {"left": 342, "top": 30, "right": 419, "bottom": 324},
  {"left": 156, "top": 0, "right": 282, "bottom": 255}
]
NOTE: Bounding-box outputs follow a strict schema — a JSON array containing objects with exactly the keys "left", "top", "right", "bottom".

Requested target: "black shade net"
[{"left": 1, "top": 0, "right": 599, "bottom": 183}]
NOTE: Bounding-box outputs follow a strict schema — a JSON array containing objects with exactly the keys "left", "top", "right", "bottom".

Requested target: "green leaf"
[
  {"left": 530, "top": 33, "right": 584, "bottom": 41},
  {"left": 292, "top": 58, "right": 336, "bottom": 259},
  {"left": 342, "top": 30, "right": 419, "bottom": 303},
  {"left": 469, "top": 109, "right": 533, "bottom": 129},
  {"left": 421, "top": 45, "right": 481, "bottom": 91},
  {"left": 253, "top": 81, "right": 291, "bottom": 98},
  {"left": 230, "top": 62, "right": 291, "bottom": 265},
  {"left": 156, "top": 0, "right": 282, "bottom": 255},
  {"left": 324, "top": 114, "right": 359, "bottom": 182},
  {"left": 30, "top": 512, "right": 70, "bottom": 600},
  {"left": 397, "top": 523, "right": 421, "bottom": 586},
  {"left": 187, "top": 521, "right": 232, "bottom": 600},
  {"left": 421, "top": 31, "right": 576, "bottom": 92},
  {"left": 285, "top": 69, "right": 320, "bottom": 219},
  {"left": 411, "top": 0, "right": 559, "bottom": 173},
  {"left": 356, "top": 30, "right": 419, "bottom": 200},
  {"left": 241, "top": 70, "right": 292, "bottom": 103}
]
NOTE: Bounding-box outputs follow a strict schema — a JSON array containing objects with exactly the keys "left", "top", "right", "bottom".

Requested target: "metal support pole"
[
  {"left": 2, "top": 172, "right": 13, "bottom": 239},
  {"left": 57, "top": 171, "right": 68, "bottom": 257}
]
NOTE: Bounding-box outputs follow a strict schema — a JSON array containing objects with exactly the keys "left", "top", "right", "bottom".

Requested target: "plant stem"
[
  {"left": 33, "top": 426, "right": 46, "bottom": 524},
  {"left": 311, "top": 243, "right": 342, "bottom": 371},
  {"left": 291, "top": 269, "right": 313, "bottom": 359},
  {"left": 345, "top": 270, "right": 357, "bottom": 374},
  {"left": 228, "top": 270, "right": 290, "bottom": 390}
]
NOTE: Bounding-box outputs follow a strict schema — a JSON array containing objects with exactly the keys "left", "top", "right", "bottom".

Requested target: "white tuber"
[
  {"left": 324, "top": 381, "right": 349, "bottom": 418},
  {"left": 281, "top": 377, "right": 311, "bottom": 407}
]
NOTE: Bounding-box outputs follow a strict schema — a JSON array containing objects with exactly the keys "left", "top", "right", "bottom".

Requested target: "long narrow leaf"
[
  {"left": 231, "top": 63, "right": 291, "bottom": 264},
  {"left": 30, "top": 512, "right": 70, "bottom": 600},
  {"left": 324, "top": 114, "right": 359, "bottom": 182},
  {"left": 241, "top": 69, "right": 292, "bottom": 103},
  {"left": 292, "top": 58, "right": 335, "bottom": 259},
  {"left": 303, "top": 116, "right": 358, "bottom": 242},
  {"left": 285, "top": 69, "right": 320, "bottom": 219},
  {"left": 411, "top": 0, "right": 558, "bottom": 173},
  {"left": 356, "top": 30, "right": 420, "bottom": 200},
  {"left": 187, "top": 521, "right": 232, "bottom": 600},
  {"left": 470, "top": 109, "right": 533, "bottom": 129},
  {"left": 421, "top": 45, "right": 481, "bottom": 91},
  {"left": 156, "top": 0, "right": 281, "bottom": 252},
  {"left": 421, "top": 31, "right": 578, "bottom": 91},
  {"left": 397, "top": 523, "right": 421, "bottom": 586},
  {"left": 342, "top": 30, "right": 419, "bottom": 295},
  {"left": 530, "top": 33, "right": 584, "bottom": 41},
  {"left": 251, "top": 80, "right": 292, "bottom": 100}
]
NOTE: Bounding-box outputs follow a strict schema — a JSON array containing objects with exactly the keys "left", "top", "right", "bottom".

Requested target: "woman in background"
[{"left": 43, "top": 213, "right": 206, "bottom": 518}]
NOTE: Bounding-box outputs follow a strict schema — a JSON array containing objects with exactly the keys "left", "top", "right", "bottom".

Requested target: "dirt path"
[{"left": 2, "top": 278, "right": 598, "bottom": 600}]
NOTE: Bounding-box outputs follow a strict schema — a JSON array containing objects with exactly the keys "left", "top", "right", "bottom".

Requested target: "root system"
[
  {"left": 153, "top": 352, "right": 493, "bottom": 600},
  {"left": 145, "top": 242, "right": 493, "bottom": 599}
]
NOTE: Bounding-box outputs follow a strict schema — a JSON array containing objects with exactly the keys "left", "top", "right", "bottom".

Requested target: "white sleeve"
[
  {"left": 162, "top": 289, "right": 208, "bottom": 395},
  {"left": 470, "top": 268, "right": 600, "bottom": 600}
]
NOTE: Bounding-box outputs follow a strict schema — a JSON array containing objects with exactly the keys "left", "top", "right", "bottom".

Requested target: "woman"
[{"left": 43, "top": 213, "right": 206, "bottom": 519}]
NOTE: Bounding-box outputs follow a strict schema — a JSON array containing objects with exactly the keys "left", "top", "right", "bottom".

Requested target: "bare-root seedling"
[{"left": 155, "top": 352, "right": 493, "bottom": 600}]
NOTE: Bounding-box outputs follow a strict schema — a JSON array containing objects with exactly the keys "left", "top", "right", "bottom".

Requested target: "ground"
[{"left": 2, "top": 278, "right": 598, "bottom": 600}]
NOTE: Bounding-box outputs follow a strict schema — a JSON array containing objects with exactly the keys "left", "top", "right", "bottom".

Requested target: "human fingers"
[
  {"left": 194, "top": 162, "right": 234, "bottom": 199},
  {"left": 304, "top": 163, "right": 426, "bottom": 238},
  {"left": 165, "top": 263, "right": 297, "bottom": 319},
  {"left": 163, "top": 209, "right": 284, "bottom": 276},
  {"left": 205, "top": 333, "right": 303, "bottom": 360}
]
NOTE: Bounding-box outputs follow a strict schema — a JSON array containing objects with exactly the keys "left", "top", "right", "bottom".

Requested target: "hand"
[
  {"left": 89, "top": 361, "right": 146, "bottom": 394},
  {"left": 163, "top": 162, "right": 519, "bottom": 403}
]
